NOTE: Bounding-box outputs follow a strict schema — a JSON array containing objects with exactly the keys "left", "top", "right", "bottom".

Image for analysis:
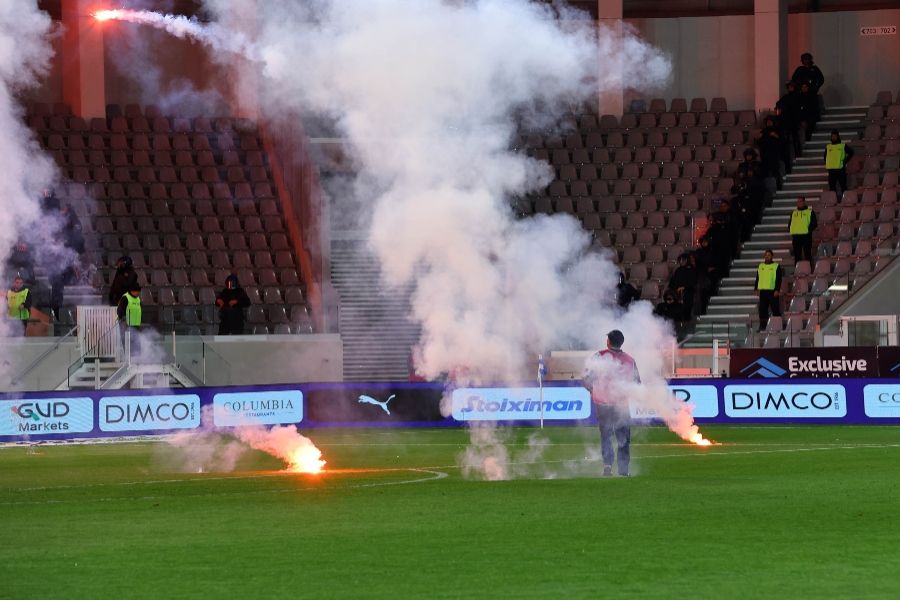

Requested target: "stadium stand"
[
  {"left": 513, "top": 93, "right": 898, "bottom": 349},
  {"left": 26, "top": 103, "right": 314, "bottom": 335}
]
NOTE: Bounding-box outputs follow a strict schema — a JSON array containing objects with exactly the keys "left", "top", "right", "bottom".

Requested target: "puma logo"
[{"left": 358, "top": 394, "right": 396, "bottom": 415}]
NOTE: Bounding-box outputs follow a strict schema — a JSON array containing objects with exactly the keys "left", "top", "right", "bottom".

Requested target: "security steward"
[
  {"left": 788, "top": 197, "right": 817, "bottom": 264},
  {"left": 6, "top": 275, "right": 32, "bottom": 336},
  {"left": 754, "top": 249, "right": 783, "bottom": 332},
  {"left": 116, "top": 282, "right": 142, "bottom": 355},
  {"left": 824, "top": 130, "right": 853, "bottom": 197}
]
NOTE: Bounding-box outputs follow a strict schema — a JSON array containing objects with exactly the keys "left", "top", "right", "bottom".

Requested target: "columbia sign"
[
  {"left": 213, "top": 390, "right": 303, "bottom": 427},
  {"left": 724, "top": 384, "right": 846, "bottom": 418},
  {"left": 452, "top": 387, "right": 590, "bottom": 421}
]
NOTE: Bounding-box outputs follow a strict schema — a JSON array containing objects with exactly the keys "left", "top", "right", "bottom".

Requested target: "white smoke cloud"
[
  {"left": 0, "top": 1, "right": 56, "bottom": 338},
  {"left": 213, "top": 0, "right": 671, "bottom": 383},
  {"left": 107, "top": 0, "right": 706, "bottom": 477},
  {"left": 165, "top": 406, "right": 325, "bottom": 474}
]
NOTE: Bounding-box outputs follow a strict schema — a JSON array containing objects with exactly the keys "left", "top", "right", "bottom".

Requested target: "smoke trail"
[
  {"left": 94, "top": 9, "right": 257, "bottom": 59},
  {"left": 0, "top": 1, "right": 56, "bottom": 340},
  {"left": 166, "top": 408, "right": 325, "bottom": 474}
]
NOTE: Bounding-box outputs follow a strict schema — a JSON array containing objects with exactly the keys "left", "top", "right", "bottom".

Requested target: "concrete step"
[
  {"left": 696, "top": 312, "right": 753, "bottom": 323},
  {"left": 732, "top": 257, "right": 788, "bottom": 268},
  {"left": 709, "top": 294, "right": 757, "bottom": 305},
  {"left": 742, "top": 244, "right": 791, "bottom": 254}
]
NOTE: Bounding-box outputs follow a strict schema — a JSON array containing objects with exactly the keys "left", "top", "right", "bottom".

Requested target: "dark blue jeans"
[{"left": 597, "top": 404, "right": 631, "bottom": 475}]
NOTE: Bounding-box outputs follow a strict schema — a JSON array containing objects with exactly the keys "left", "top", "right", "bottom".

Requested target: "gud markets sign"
[{"left": 0, "top": 398, "right": 93, "bottom": 435}]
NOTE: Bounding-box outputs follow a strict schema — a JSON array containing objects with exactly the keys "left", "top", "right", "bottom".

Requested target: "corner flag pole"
[{"left": 538, "top": 354, "right": 546, "bottom": 430}]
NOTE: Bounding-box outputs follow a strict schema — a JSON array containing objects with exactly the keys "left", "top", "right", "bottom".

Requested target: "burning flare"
[
  {"left": 666, "top": 404, "right": 715, "bottom": 447},
  {"left": 287, "top": 445, "right": 327, "bottom": 474},
  {"left": 232, "top": 425, "right": 326, "bottom": 475},
  {"left": 93, "top": 9, "right": 121, "bottom": 22}
]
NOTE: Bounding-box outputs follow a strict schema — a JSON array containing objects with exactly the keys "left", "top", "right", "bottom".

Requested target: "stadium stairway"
[
  {"left": 330, "top": 236, "right": 420, "bottom": 381},
  {"left": 686, "top": 105, "right": 867, "bottom": 348}
]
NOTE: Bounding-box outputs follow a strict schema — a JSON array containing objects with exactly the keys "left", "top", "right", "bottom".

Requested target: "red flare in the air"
[{"left": 93, "top": 9, "right": 120, "bottom": 22}]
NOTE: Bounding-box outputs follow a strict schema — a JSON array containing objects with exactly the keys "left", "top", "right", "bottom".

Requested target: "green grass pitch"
[{"left": 2, "top": 425, "right": 900, "bottom": 599}]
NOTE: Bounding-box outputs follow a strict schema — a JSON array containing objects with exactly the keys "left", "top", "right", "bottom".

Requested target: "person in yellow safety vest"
[
  {"left": 116, "top": 282, "right": 141, "bottom": 356},
  {"left": 824, "top": 130, "right": 854, "bottom": 197},
  {"left": 788, "top": 197, "right": 818, "bottom": 264},
  {"left": 5, "top": 276, "right": 32, "bottom": 337},
  {"left": 754, "top": 249, "right": 783, "bottom": 332}
]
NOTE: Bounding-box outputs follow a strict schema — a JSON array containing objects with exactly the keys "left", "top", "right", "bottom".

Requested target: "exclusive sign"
[
  {"left": 730, "top": 347, "right": 878, "bottom": 379},
  {"left": 877, "top": 346, "right": 900, "bottom": 379}
]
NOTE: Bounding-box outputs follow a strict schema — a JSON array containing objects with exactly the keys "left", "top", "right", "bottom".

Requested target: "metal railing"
[{"left": 9, "top": 326, "right": 78, "bottom": 387}]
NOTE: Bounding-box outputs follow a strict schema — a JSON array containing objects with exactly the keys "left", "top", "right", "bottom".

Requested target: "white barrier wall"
[
  {"left": 0, "top": 334, "right": 343, "bottom": 392},
  {"left": 630, "top": 8, "right": 900, "bottom": 109}
]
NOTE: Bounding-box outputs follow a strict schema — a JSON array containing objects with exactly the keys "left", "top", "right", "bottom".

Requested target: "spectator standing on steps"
[
  {"left": 5, "top": 276, "right": 32, "bottom": 336},
  {"left": 824, "top": 130, "right": 854, "bottom": 198},
  {"left": 754, "top": 249, "right": 783, "bottom": 332},
  {"left": 216, "top": 274, "right": 251, "bottom": 335},
  {"left": 777, "top": 81, "right": 803, "bottom": 157},
  {"left": 108, "top": 255, "right": 138, "bottom": 307},
  {"left": 668, "top": 253, "right": 697, "bottom": 321},
  {"left": 791, "top": 53, "right": 825, "bottom": 94},
  {"left": 788, "top": 197, "right": 817, "bottom": 265},
  {"left": 615, "top": 272, "right": 640, "bottom": 310}
]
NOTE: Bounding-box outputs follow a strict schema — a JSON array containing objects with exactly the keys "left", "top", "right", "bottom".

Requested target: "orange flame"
[
  {"left": 687, "top": 432, "right": 713, "bottom": 446},
  {"left": 93, "top": 9, "right": 121, "bottom": 22},
  {"left": 287, "top": 446, "right": 326, "bottom": 474}
]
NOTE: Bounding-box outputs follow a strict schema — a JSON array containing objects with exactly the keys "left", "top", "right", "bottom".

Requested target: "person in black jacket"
[
  {"left": 791, "top": 53, "right": 825, "bottom": 94},
  {"left": 777, "top": 81, "right": 803, "bottom": 156},
  {"left": 798, "top": 82, "right": 820, "bottom": 141},
  {"left": 668, "top": 253, "right": 698, "bottom": 320},
  {"left": 6, "top": 241, "right": 35, "bottom": 284},
  {"left": 50, "top": 204, "right": 86, "bottom": 320},
  {"left": 654, "top": 289, "right": 686, "bottom": 340},
  {"left": 108, "top": 256, "right": 138, "bottom": 306},
  {"left": 615, "top": 272, "right": 640, "bottom": 309},
  {"left": 216, "top": 274, "right": 251, "bottom": 335}
]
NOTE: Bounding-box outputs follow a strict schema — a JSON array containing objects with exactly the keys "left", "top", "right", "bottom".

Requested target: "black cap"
[
  {"left": 128, "top": 282, "right": 141, "bottom": 293},
  {"left": 607, "top": 330, "right": 625, "bottom": 348}
]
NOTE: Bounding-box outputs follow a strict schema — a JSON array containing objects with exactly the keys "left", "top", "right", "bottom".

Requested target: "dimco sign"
[
  {"left": 0, "top": 398, "right": 93, "bottom": 435},
  {"left": 213, "top": 390, "right": 303, "bottom": 427},
  {"left": 731, "top": 348, "right": 878, "bottom": 379},
  {"left": 724, "top": 384, "right": 846, "bottom": 418},
  {"left": 100, "top": 394, "right": 201, "bottom": 432},
  {"left": 452, "top": 387, "right": 590, "bottom": 421}
]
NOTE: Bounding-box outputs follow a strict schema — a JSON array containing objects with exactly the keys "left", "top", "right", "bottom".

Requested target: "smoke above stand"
[
  {"left": 0, "top": 1, "right": 56, "bottom": 340},
  {"left": 104, "top": 0, "right": 712, "bottom": 461}
]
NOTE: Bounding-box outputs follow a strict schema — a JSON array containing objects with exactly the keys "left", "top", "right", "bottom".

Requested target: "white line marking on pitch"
[
  {"left": 5, "top": 443, "right": 900, "bottom": 503},
  {"left": 0, "top": 468, "right": 449, "bottom": 506}
]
